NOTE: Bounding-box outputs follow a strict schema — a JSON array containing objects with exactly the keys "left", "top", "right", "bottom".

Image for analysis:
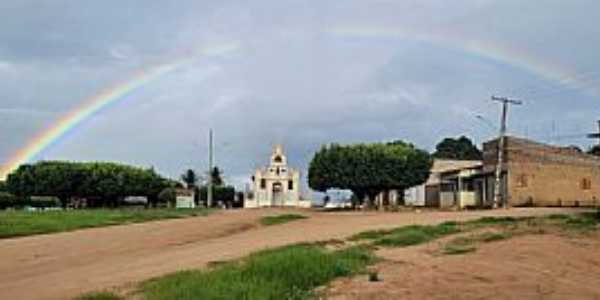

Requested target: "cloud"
[{"left": 1, "top": 0, "right": 600, "bottom": 188}]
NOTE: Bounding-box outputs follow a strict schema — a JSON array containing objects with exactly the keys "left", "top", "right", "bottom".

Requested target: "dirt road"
[{"left": 0, "top": 208, "right": 581, "bottom": 300}]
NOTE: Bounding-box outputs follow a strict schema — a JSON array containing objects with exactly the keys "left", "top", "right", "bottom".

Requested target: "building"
[
  {"left": 482, "top": 136, "right": 600, "bottom": 207},
  {"left": 245, "top": 145, "right": 311, "bottom": 208},
  {"left": 403, "top": 159, "right": 483, "bottom": 207},
  {"left": 175, "top": 189, "right": 196, "bottom": 209},
  {"left": 437, "top": 136, "right": 600, "bottom": 208}
]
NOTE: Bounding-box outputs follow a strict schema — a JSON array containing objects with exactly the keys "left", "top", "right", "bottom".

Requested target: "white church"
[{"left": 244, "top": 145, "right": 311, "bottom": 208}]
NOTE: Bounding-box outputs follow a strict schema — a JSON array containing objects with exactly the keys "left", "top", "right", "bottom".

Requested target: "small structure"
[
  {"left": 245, "top": 145, "right": 311, "bottom": 208},
  {"left": 403, "top": 159, "right": 483, "bottom": 207},
  {"left": 175, "top": 189, "right": 196, "bottom": 209}
]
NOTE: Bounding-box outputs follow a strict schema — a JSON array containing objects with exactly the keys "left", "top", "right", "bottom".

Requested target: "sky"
[{"left": 1, "top": 0, "right": 600, "bottom": 189}]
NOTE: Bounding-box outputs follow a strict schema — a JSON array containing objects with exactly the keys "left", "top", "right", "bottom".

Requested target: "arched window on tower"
[{"left": 274, "top": 155, "right": 282, "bottom": 163}]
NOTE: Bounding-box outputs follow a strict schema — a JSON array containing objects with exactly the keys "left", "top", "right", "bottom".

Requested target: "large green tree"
[
  {"left": 7, "top": 161, "right": 171, "bottom": 208},
  {"left": 308, "top": 141, "right": 432, "bottom": 207},
  {"left": 433, "top": 136, "right": 482, "bottom": 160}
]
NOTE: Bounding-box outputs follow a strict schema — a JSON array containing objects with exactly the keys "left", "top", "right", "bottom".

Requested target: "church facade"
[{"left": 245, "top": 145, "right": 311, "bottom": 208}]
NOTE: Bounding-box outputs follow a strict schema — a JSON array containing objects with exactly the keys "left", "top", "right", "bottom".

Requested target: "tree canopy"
[
  {"left": 588, "top": 145, "right": 600, "bottom": 157},
  {"left": 433, "top": 136, "right": 482, "bottom": 160},
  {"left": 6, "top": 161, "right": 174, "bottom": 208},
  {"left": 181, "top": 169, "right": 199, "bottom": 189},
  {"left": 308, "top": 141, "right": 432, "bottom": 205},
  {"left": 210, "top": 166, "right": 224, "bottom": 186}
]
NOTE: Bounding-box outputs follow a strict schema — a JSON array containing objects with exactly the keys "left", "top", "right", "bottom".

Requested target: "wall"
[{"left": 483, "top": 136, "right": 600, "bottom": 207}]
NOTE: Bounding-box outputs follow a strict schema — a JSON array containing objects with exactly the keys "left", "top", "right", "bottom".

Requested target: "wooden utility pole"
[
  {"left": 492, "top": 96, "right": 523, "bottom": 209},
  {"left": 207, "top": 129, "right": 214, "bottom": 208}
]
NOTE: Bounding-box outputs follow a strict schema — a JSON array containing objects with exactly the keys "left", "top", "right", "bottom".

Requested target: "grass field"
[
  {"left": 0, "top": 208, "right": 211, "bottom": 239},
  {"left": 260, "top": 214, "right": 308, "bottom": 226}
]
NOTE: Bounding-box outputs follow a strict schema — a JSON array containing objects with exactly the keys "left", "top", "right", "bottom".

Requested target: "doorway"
[{"left": 272, "top": 182, "right": 284, "bottom": 206}]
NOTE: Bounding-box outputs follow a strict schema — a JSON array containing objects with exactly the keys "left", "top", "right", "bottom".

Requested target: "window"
[
  {"left": 581, "top": 178, "right": 592, "bottom": 190},
  {"left": 517, "top": 174, "right": 528, "bottom": 188},
  {"left": 288, "top": 180, "right": 294, "bottom": 190},
  {"left": 274, "top": 156, "right": 282, "bottom": 163},
  {"left": 260, "top": 179, "right": 267, "bottom": 189}
]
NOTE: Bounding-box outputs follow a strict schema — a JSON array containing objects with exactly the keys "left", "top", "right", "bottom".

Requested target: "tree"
[
  {"left": 308, "top": 141, "right": 432, "bottom": 208},
  {"left": 210, "top": 166, "right": 224, "bottom": 186},
  {"left": 158, "top": 187, "right": 177, "bottom": 206},
  {"left": 7, "top": 161, "right": 172, "bottom": 208},
  {"left": 433, "top": 136, "right": 482, "bottom": 160},
  {"left": 198, "top": 185, "right": 235, "bottom": 207},
  {"left": 588, "top": 145, "right": 600, "bottom": 157},
  {"left": 180, "top": 169, "right": 199, "bottom": 189}
]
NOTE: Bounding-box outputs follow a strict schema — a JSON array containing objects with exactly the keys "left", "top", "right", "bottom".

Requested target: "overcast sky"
[{"left": 1, "top": 0, "right": 600, "bottom": 188}]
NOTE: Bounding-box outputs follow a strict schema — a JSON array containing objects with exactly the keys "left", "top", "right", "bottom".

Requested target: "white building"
[
  {"left": 245, "top": 145, "right": 311, "bottom": 208},
  {"left": 175, "top": 189, "right": 196, "bottom": 209}
]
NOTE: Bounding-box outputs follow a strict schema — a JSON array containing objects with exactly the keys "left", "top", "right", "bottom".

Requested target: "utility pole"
[
  {"left": 586, "top": 120, "right": 600, "bottom": 146},
  {"left": 491, "top": 96, "right": 523, "bottom": 209},
  {"left": 207, "top": 129, "right": 214, "bottom": 208}
]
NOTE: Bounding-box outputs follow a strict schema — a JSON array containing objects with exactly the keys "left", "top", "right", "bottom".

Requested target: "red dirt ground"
[
  {"left": 0, "top": 208, "right": 586, "bottom": 300},
  {"left": 326, "top": 230, "right": 600, "bottom": 299}
]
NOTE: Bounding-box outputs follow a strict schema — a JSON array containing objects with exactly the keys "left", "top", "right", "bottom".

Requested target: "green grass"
[
  {"left": 142, "top": 244, "right": 376, "bottom": 300},
  {"left": 75, "top": 291, "right": 123, "bottom": 300},
  {"left": 348, "top": 229, "right": 391, "bottom": 241},
  {"left": 443, "top": 244, "right": 477, "bottom": 255},
  {"left": 0, "top": 208, "right": 211, "bottom": 239},
  {"left": 561, "top": 213, "right": 600, "bottom": 231},
  {"left": 465, "top": 216, "right": 521, "bottom": 227},
  {"left": 442, "top": 231, "right": 513, "bottom": 255},
  {"left": 373, "top": 223, "right": 461, "bottom": 247},
  {"left": 260, "top": 214, "right": 308, "bottom": 226},
  {"left": 478, "top": 232, "right": 512, "bottom": 242}
]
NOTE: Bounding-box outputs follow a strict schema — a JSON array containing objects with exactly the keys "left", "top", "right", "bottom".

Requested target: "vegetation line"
[
  {"left": 0, "top": 208, "right": 210, "bottom": 239},
  {"left": 260, "top": 214, "right": 308, "bottom": 226}
]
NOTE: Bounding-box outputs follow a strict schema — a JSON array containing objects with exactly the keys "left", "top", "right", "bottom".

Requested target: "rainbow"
[
  {"left": 0, "top": 42, "right": 240, "bottom": 179},
  {"left": 1, "top": 26, "right": 593, "bottom": 180},
  {"left": 329, "top": 26, "right": 598, "bottom": 97}
]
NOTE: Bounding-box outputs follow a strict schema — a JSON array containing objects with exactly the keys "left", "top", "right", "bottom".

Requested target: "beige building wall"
[{"left": 483, "top": 137, "right": 600, "bottom": 207}]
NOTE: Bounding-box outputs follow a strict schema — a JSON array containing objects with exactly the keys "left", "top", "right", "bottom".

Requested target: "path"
[{"left": 0, "top": 207, "right": 581, "bottom": 300}]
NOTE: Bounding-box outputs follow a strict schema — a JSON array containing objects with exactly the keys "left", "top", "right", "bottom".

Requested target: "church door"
[{"left": 272, "top": 182, "right": 284, "bottom": 206}]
